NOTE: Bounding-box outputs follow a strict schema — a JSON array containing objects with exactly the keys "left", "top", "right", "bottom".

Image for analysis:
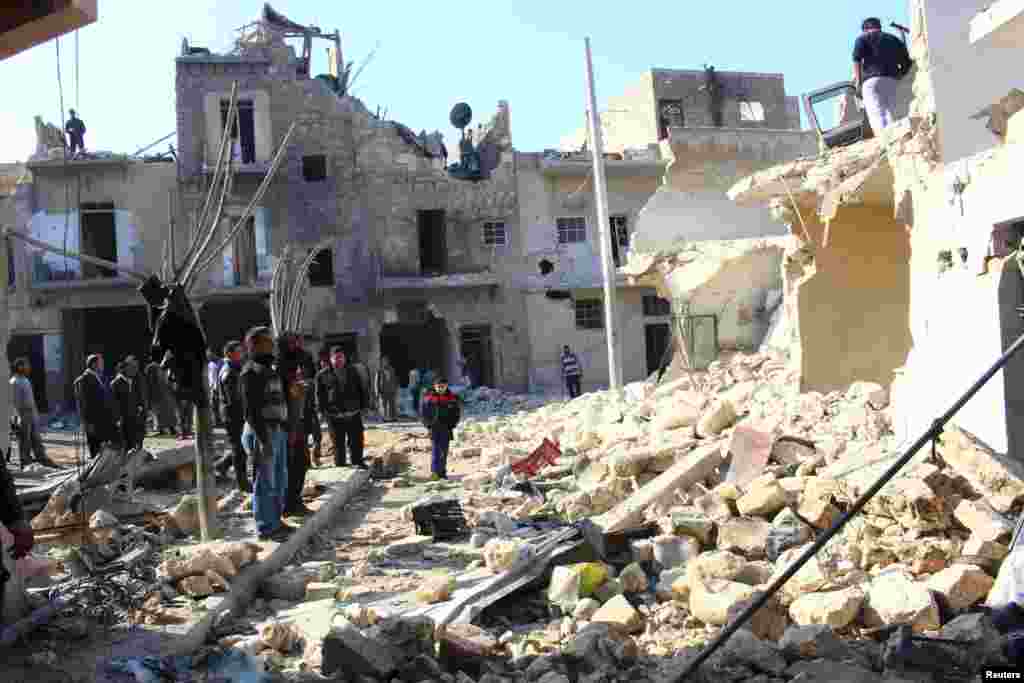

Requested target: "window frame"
[
  {"left": 302, "top": 154, "right": 328, "bottom": 182},
  {"left": 557, "top": 216, "right": 587, "bottom": 244},
  {"left": 482, "top": 221, "right": 508, "bottom": 247},
  {"left": 574, "top": 298, "right": 604, "bottom": 330}
]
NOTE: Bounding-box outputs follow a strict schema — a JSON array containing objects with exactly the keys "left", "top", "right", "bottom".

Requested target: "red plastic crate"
[{"left": 510, "top": 438, "right": 562, "bottom": 477}]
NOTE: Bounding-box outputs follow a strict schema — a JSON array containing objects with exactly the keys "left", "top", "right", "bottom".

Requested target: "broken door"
[
  {"left": 644, "top": 323, "right": 671, "bottom": 376},
  {"left": 418, "top": 209, "right": 447, "bottom": 275},
  {"left": 460, "top": 325, "right": 494, "bottom": 387},
  {"left": 684, "top": 314, "right": 718, "bottom": 370}
]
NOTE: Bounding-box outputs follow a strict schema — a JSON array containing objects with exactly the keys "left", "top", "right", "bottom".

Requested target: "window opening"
[
  {"left": 739, "top": 101, "right": 766, "bottom": 122},
  {"left": 538, "top": 259, "right": 554, "bottom": 275},
  {"left": 229, "top": 215, "right": 257, "bottom": 286},
  {"left": 417, "top": 209, "right": 447, "bottom": 274},
  {"left": 220, "top": 98, "right": 256, "bottom": 164},
  {"left": 575, "top": 298, "right": 603, "bottom": 330},
  {"left": 308, "top": 248, "right": 334, "bottom": 287},
  {"left": 302, "top": 155, "right": 327, "bottom": 182},
  {"left": 658, "top": 99, "right": 684, "bottom": 140},
  {"left": 610, "top": 215, "right": 629, "bottom": 266},
  {"left": 557, "top": 216, "right": 586, "bottom": 244}
]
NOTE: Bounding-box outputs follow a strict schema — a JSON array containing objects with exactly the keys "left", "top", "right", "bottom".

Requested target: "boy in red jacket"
[{"left": 420, "top": 374, "right": 461, "bottom": 480}]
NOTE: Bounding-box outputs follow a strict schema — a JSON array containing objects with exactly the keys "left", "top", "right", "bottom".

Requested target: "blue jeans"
[
  {"left": 430, "top": 427, "right": 451, "bottom": 478},
  {"left": 242, "top": 424, "right": 288, "bottom": 536}
]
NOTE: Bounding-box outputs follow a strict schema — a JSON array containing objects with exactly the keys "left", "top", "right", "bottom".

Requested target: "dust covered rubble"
[{"left": 364, "top": 349, "right": 1023, "bottom": 681}]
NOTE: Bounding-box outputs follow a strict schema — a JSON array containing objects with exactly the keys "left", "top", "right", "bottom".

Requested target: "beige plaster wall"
[
  {"left": 524, "top": 287, "right": 669, "bottom": 393},
  {"left": 797, "top": 205, "right": 912, "bottom": 393}
]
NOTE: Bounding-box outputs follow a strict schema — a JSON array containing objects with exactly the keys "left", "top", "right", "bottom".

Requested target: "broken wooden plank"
[
  {"left": 593, "top": 443, "right": 724, "bottom": 534},
  {"left": 168, "top": 470, "right": 370, "bottom": 657}
]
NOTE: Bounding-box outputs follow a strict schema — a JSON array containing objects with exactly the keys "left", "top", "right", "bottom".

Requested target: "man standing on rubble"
[
  {"left": 421, "top": 375, "right": 461, "bottom": 481},
  {"left": 163, "top": 350, "right": 194, "bottom": 441},
  {"left": 240, "top": 327, "right": 293, "bottom": 542},
  {"left": 561, "top": 345, "right": 583, "bottom": 399},
  {"left": 145, "top": 353, "right": 176, "bottom": 436},
  {"left": 278, "top": 333, "right": 313, "bottom": 517},
  {"left": 64, "top": 109, "right": 86, "bottom": 157},
  {"left": 214, "top": 341, "right": 250, "bottom": 493},
  {"left": 294, "top": 335, "right": 322, "bottom": 470},
  {"left": 111, "top": 357, "right": 145, "bottom": 453},
  {"left": 316, "top": 348, "right": 368, "bottom": 470},
  {"left": 853, "top": 17, "right": 913, "bottom": 135},
  {"left": 74, "top": 354, "right": 117, "bottom": 459},
  {"left": 9, "top": 358, "right": 59, "bottom": 468}
]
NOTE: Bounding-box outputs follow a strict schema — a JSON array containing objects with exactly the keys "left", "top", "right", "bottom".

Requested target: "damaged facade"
[
  {"left": 727, "top": 0, "right": 1024, "bottom": 464},
  {"left": 605, "top": 70, "right": 816, "bottom": 372}
]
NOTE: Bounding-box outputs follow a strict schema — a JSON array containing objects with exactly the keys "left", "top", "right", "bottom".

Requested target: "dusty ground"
[{"left": 2, "top": 421, "right": 438, "bottom": 682}]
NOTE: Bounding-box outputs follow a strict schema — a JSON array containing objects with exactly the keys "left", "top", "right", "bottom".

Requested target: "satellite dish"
[{"left": 450, "top": 103, "right": 473, "bottom": 130}]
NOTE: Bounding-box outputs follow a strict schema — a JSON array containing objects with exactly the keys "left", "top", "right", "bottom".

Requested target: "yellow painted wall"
[{"left": 797, "top": 205, "right": 912, "bottom": 393}]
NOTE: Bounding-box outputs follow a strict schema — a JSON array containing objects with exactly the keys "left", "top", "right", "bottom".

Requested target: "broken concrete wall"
[{"left": 792, "top": 205, "right": 912, "bottom": 393}]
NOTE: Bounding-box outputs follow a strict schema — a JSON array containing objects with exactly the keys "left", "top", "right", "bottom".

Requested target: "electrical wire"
[{"left": 56, "top": 36, "right": 71, "bottom": 279}]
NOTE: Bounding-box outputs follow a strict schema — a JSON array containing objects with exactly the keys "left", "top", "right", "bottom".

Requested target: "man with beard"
[{"left": 111, "top": 357, "right": 145, "bottom": 452}]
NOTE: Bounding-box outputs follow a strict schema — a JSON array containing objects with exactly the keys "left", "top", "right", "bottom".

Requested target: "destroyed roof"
[{"left": 727, "top": 116, "right": 933, "bottom": 222}]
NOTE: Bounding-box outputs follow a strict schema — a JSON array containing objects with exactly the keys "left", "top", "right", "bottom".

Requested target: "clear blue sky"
[{"left": 0, "top": 1, "right": 910, "bottom": 162}]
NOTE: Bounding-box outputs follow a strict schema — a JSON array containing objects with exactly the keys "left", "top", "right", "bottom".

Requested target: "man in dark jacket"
[
  {"left": 111, "top": 357, "right": 145, "bottom": 452},
  {"left": 277, "top": 332, "right": 314, "bottom": 516},
  {"left": 145, "top": 354, "right": 176, "bottom": 436},
  {"left": 421, "top": 374, "right": 461, "bottom": 480},
  {"left": 240, "top": 327, "right": 293, "bottom": 542},
  {"left": 1, "top": 455, "right": 34, "bottom": 619},
  {"left": 74, "top": 354, "right": 117, "bottom": 459},
  {"left": 852, "top": 17, "right": 913, "bottom": 135},
  {"left": 316, "top": 348, "right": 368, "bottom": 469},
  {"left": 215, "top": 341, "right": 249, "bottom": 493}
]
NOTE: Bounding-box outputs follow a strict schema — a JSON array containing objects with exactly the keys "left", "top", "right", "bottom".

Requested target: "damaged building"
[
  {"left": 724, "top": 1, "right": 1024, "bottom": 465},
  {"left": 582, "top": 69, "right": 817, "bottom": 374}
]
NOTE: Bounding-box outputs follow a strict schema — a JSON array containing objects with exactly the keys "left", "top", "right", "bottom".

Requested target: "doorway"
[
  {"left": 417, "top": 209, "right": 447, "bottom": 275},
  {"left": 644, "top": 323, "right": 671, "bottom": 376},
  {"left": 7, "top": 334, "right": 47, "bottom": 413},
  {"left": 380, "top": 316, "right": 449, "bottom": 387},
  {"left": 459, "top": 325, "right": 494, "bottom": 387},
  {"left": 80, "top": 202, "right": 117, "bottom": 279}
]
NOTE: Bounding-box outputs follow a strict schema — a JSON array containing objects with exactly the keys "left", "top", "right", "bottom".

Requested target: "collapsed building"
[
  {"left": 1, "top": 5, "right": 822, "bottom": 414},
  {"left": 725, "top": 0, "right": 1024, "bottom": 467}
]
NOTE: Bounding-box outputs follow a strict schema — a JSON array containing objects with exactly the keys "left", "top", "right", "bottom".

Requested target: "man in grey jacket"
[{"left": 9, "top": 358, "right": 58, "bottom": 468}]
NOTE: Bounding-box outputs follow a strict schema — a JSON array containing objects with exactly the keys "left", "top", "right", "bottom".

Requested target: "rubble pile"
[
  {"left": 458, "top": 386, "right": 548, "bottom": 418},
  {"left": 411, "top": 350, "right": 1024, "bottom": 679}
]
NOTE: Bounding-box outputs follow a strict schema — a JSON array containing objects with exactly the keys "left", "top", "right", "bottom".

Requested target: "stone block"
[
  {"left": 322, "top": 622, "right": 402, "bottom": 679},
  {"left": 718, "top": 517, "right": 773, "bottom": 559}
]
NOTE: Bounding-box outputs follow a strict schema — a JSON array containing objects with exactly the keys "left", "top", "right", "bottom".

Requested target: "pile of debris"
[
  {"left": 458, "top": 386, "right": 548, "bottom": 418},
  {"left": 403, "top": 349, "right": 1024, "bottom": 679}
]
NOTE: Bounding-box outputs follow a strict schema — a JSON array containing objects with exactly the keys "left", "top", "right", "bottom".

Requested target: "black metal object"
[
  {"left": 803, "top": 81, "right": 870, "bottom": 150},
  {"left": 882, "top": 624, "right": 981, "bottom": 681},
  {"left": 672, "top": 326, "right": 1024, "bottom": 681},
  {"left": 411, "top": 500, "right": 469, "bottom": 541}
]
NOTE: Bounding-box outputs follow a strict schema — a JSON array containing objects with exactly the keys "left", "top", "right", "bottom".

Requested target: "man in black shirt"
[
  {"left": 852, "top": 17, "right": 913, "bottom": 135},
  {"left": 316, "top": 348, "right": 368, "bottom": 470}
]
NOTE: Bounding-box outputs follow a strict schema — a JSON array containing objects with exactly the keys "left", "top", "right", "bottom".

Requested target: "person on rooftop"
[{"left": 852, "top": 17, "right": 913, "bottom": 135}]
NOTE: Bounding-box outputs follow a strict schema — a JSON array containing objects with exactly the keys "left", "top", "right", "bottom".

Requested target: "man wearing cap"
[
  {"left": 65, "top": 109, "right": 86, "bottom": 157},
  {"left": 853, "top": 17, "right": 913, "bottom": 135},
  {"left": 74, "top": 354, "right": 117, "bottom": 459}
]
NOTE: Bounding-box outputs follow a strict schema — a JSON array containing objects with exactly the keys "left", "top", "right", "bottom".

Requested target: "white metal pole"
[{"left": 584, "top": 37, "right": 621, "bottom": 391}]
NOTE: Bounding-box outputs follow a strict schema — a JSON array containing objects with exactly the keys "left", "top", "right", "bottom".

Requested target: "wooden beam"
[
  {"left": 592, "top": 443, "right": 724, "bottom": 534},
  {"left": 0, "top": 0, "right": 98, "bottom": 61}
]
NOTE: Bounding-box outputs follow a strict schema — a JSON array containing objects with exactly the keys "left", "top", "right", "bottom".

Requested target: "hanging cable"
[
  {"left": 56, "top": 36, "right": 71, "bottom": 279},
  {"left": 75, "top": 29, "right": 80, "bottom": 111}
]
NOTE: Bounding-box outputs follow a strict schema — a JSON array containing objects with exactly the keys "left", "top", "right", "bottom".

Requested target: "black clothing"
[
  {"left": 853, "top": 31, "right": 912, "bottom": 82},
  {"left": 420, "top": 388, "right": 461, "bottom": 432},
  {"left": 241, "top": 353, "right": 287, "bottom": 444},
  {"left": 219, "top": 362, "right": 244, "bottom": 425},
  {"left": 138, "top": 278, "right": 208, "bottom": 404},
  {"left": 299, "top": 351, "right": 321, "bottom": 448},
  {"left": 74, "top": 370, "right": 117, "bottom": 455},
  {"left": 219, "top": 421, "right": 250, "bottom": 492},
  {"left": 315, "top": 366, "right": 368, "bottom": 418},
  {"left": 286, "top": 440, "right": 309, "bottom": 511},
  {"left": 328, "top": 415, "right": 365, "bottom": 467},
  {"left": 0, "top": 457, "right": 24, "bottom": 527},
  {"left": 111, "top": 375, "right": 144, "bottom": 427}
]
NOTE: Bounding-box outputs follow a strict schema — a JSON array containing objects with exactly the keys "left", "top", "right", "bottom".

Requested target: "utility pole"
[{"left": 584, "top": 37, "right": 622, "bottom": 391}]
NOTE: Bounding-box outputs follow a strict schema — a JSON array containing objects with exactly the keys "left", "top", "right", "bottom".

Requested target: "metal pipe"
[
  {"left": 132, "top": 132, "right": 176, "bottom": 158},
  {"left": 3, "top": 229, "right": 150, "bottom": 283},
  {"left": 672, "top": 325, "right": 1024, "bottom": 681}
]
